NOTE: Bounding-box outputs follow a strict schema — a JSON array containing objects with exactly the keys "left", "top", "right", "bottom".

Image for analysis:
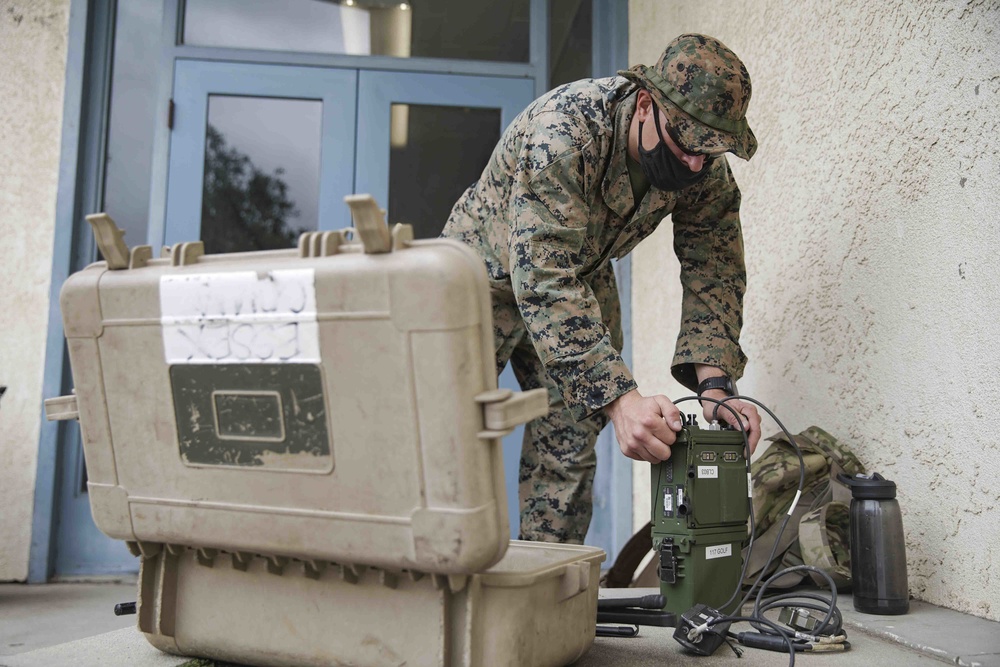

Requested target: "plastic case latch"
[
  {"left": 659, "top": 537, "right": 678, "bottom": 584},
  {"left": 170, "top": 241, "right": 204, "bottom": 267},
  {"left": 44, "top": 394, "right": 79, "bottom": 421},
  {"left": 86, "top": 213, "right": 130, "bottom": 270},
  {"left": 475, "top": 388, "right": 549, "bottom": 438},
  {"left": 344, "top": 194, "right": 392, "bottom": 254}
]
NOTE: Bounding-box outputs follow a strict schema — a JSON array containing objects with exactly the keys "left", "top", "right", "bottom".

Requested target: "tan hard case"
[{"left": 47, "top": 196, "right": 605, "bottom": 667}]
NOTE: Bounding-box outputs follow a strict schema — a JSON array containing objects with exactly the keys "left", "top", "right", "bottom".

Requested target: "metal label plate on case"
[{"left": 170, "top": 363, "right": 332, "bottom": 472}]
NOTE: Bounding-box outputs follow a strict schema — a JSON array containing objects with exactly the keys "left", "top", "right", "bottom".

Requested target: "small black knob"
[{"left": 114, "top": 601, "right": 137, "bottom": 616}]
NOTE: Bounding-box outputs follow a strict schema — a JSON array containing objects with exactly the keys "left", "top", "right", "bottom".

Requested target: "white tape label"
[
  {"left": 161, "top": 269, "right": 319, "bottom": 364},
  {"left": 705, "top": 544, "right": 733, "bottom": 560},
  {"left": 698, "top": 466, "right": 719, "bottom": 479}
]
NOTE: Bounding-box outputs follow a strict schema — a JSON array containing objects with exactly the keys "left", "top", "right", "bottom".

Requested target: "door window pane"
[
  {"left": 201, "top": 95, "right": 321, "bottom": 253},
  {"left": 388, "top": 103, "right": 500, "bottom": 239},
  {"left": 184, "top": 0, "right": 529, "bottom": 63},
  {"left": 549, "top": 0, "right": 592, "bottom": 88}
]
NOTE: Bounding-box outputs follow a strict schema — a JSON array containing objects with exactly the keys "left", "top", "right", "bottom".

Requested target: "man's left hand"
[{"left": 700, "top": 390, "right": 761, "bottom": 455}]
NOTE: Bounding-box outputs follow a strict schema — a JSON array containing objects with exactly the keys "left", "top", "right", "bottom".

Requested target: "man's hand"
[
  {"left": 606, "top": 389, "right": 683, "bottom": 462},
  {"left": 700, "top": 389, "right": 761, "bottom": 455}
]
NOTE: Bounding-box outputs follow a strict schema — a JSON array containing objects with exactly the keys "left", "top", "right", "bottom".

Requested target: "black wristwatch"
[{"left": 697, "top": 375, "right": 735, "bottom": 397}]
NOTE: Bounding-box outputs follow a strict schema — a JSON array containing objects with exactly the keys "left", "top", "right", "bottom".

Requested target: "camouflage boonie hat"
[{"left": 620, "top": 33, "right": 757, "bottom": 160}]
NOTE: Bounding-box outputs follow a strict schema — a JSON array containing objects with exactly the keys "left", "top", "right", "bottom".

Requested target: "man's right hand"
[{"left": 605, "top": 389, "right": 683, "bottom": 463}]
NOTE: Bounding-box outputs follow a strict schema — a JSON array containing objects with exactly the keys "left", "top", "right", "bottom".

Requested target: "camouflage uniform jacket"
[{"left": 443, "top": 76, "right": 747, "bottom": 421}]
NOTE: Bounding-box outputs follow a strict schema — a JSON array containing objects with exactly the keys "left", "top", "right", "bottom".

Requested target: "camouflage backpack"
[
  {"left": 602, "top": 426, "right": 864, "bottom": 590},
  {"left": 741, "top": 426, "right": 864, "bottom": 590}
]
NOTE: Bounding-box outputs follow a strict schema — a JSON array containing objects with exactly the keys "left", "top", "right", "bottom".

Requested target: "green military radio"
[{"left": 651, "top": 415, "right": 750, "bottom": 617}]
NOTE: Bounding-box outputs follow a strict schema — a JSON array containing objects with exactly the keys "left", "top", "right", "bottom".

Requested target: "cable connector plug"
[
  {"left": 735, "top": 632, "right": 806, "bottom": 653},
  {"left": 673, "top": 604, "right": 732, "bottom": 656}
]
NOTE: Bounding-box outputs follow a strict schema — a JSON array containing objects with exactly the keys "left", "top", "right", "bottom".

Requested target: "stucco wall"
[
  {"left": 0, "top": 0, "right": 71, "bottom": 581},
  {"left": 629, "top": 0, "right": 1000, "bottom": 620}
]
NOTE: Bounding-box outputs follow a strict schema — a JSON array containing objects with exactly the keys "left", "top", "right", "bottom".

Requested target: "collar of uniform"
[
  {"left": 603, "top": 85, "right": 675, "bottom": 219},
  {"left": 633, "top": 177, "right": 675, "bottom": 221}
]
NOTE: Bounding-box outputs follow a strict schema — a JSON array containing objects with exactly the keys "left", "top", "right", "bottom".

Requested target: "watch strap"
[{"left": 697, "top": 376, "right": 734, "bottom": 396}]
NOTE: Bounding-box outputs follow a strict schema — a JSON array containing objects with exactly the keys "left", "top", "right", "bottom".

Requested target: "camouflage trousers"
[{"left": 491, "top": 264, "right": 623, "bottom": 544}]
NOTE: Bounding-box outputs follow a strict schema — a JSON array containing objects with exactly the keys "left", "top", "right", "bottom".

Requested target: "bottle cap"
[{"left": 837, "top": 472, "right": 897, "bottom": 500}]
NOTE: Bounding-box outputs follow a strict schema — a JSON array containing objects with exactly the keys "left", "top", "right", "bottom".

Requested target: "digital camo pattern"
[
  {"left": 490, "top": 264, "right": 619, "bottom": 543},
  {"left": 620, "top": 33, "right": 757, "bottom": 160},
  {"left": 443, "top": 74, "right": 748, "bottom": 541}
]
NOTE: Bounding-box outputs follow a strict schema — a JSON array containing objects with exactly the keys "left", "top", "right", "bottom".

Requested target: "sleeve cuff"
[
  {"left": 671, "top": 345, "right": 747, "bottom": 393},
  {"left": 545, "top": 335, "right": 637, "bottom": 421}
]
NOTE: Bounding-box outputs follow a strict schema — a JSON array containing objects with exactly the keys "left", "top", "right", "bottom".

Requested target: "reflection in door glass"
[
  {"left": 201, "top": 95, "right": 321, "bottom": 254},
  {"left": 388, "top": 104, "right": 500, "bottom": 239},
  {"left": 184, "top": 0, "right": 529, "bottom": 63}
]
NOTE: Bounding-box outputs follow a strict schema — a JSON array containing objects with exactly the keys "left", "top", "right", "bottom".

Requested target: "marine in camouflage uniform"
[{"left": 442, "top": 34, "right": 758, "bottom": 543}]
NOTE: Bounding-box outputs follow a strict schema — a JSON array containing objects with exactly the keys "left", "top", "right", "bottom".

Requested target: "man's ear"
[{"left": 635, "top": 89, "right": 653, "bottom": 122}]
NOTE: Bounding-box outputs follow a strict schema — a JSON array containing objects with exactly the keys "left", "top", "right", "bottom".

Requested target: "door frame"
[
  {"left": 32, "top": 0, "right": 631, "bottom": 582},
  {"left": 30, "top": 0, "right": 116, "bottom": 583}
]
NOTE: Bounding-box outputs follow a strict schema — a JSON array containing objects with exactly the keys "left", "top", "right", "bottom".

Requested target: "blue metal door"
[{"left": 54, "top": 426, "right": 135, "bottom": 576}]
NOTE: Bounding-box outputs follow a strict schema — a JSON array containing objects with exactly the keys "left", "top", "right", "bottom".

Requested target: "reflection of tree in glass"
[{"left": 201, "top": 124, "right": 305, "bottom": 254}]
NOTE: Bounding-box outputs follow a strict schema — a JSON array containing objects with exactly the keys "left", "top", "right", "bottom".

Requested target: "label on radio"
[
  {"left": 698, "top": 466, "right": 719, "bottom": 479},
  {"left": 705, "top": 544, "right": 733, "bottom": 560},
  {"left": 663, "top": 486, "right": 674, "bottom": 518}
]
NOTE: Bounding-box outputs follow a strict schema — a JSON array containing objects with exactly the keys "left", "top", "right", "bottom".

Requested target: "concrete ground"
[
  {"left": 0, "top": 580, "right": 137, "bottom": 656},
  {"left": 1, "top": 581, "right": 998, "bottom": 667}
]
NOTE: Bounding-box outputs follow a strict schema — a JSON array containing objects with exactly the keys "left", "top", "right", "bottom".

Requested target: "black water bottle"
[{"left": 838, "top": 472, "right": 909, "bottom": 615}]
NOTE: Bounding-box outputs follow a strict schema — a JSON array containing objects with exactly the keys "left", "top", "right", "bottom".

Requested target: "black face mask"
[{"left": 638, "top": 104, "right": 711, "bottom": 192}]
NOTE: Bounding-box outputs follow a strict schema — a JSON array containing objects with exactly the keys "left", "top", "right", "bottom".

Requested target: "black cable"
[
  {"left": 717, "top": 400, "right": 845, "bottom": 663},
  {"left": 715, "top": 395, "right": 807, "bottom": 610},
  {"left": 751, "top": 565, "right": 843, "bottom": 638},
  {"left": 703, "top": 614, "right": 798, "bottom": 666},
  {"left": 757, "top": 597, "right": 843, "bottom": 636}
]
